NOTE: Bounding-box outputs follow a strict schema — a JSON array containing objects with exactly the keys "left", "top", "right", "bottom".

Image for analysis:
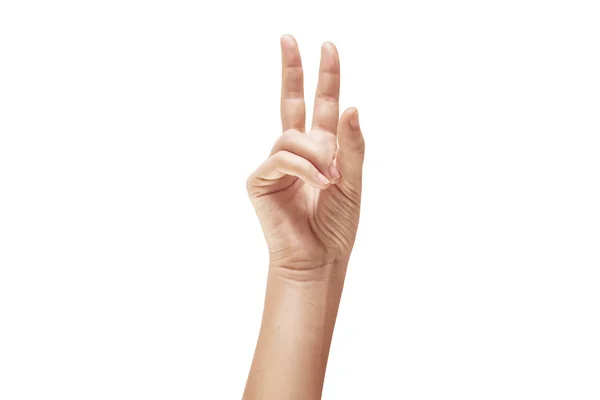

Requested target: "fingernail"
[
  {"left": 329, "top": 164, "right": 341, "bottom": 181},
  {"left": 350, "top": 110, "right": 360, "bottom": 130},
  {"left": 316, "top": 172, "right": 330, "bottom": 187}
]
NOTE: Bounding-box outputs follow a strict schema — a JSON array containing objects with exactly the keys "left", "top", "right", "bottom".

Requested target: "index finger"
[{"left": 280, "top": 35, "right": 306, "bottom": 132}]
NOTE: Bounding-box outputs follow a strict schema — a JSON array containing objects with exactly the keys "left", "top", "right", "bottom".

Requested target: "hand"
[{"left": 247, "top": 35, "right": 365, "bottom": 277}]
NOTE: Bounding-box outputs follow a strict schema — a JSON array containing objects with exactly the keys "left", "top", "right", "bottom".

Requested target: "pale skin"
[{"left": 243, "top": 35, "right": 365, "bottom": 400}]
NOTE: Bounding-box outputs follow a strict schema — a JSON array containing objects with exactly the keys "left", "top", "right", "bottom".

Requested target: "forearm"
[{"left": 243, "top": 262, "right": 348, "bottom": 400}]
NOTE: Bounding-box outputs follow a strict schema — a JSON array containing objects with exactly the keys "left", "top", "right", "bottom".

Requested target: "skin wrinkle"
[{"left": 315, "top": 212, "right": 352, "bottom": 251}]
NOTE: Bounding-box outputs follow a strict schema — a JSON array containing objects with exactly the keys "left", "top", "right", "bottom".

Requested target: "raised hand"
[{"left": 247, "top": 35, "right": 365, "bottom": 278}]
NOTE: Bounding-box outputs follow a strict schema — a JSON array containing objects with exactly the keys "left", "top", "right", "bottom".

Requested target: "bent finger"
[
  {"left": 251, "top": 150, "right": 330, "bottom": 190},
  {"left": 270, "top": 130, "right": 339, "bottom": 181}
]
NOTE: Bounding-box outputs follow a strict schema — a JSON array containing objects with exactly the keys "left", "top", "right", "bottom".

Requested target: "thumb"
[{"left": 336, "top": 107, "right": 365, "bottom": 195}]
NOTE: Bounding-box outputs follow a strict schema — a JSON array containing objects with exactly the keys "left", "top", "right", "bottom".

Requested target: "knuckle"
[
  {"left": 272, "top": 150, "right": 293, "bottom": 169},
  {"left": 245, "top": 174, "right": 256, "bottom": 194},
  {"left": 272, "top": 130, "right": 299, "bottom": 152},
  {"left": 356, "top": 140, "right": 366, "bottom": 155},
  {"left": 282, "top": 129, "right": 300, "bottom": 141},
  {"left": 350, "top": 136, "right": 366, "bottom": 155},
  {"left": 274, "top": 149, "right": 291, "bottom": 160}
]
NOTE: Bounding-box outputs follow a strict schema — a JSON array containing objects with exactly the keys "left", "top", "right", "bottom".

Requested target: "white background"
[{"left": 1, "top": 1, "right": 599, "bottom": 399}]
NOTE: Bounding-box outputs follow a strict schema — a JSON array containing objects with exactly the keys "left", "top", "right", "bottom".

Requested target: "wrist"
[
  {"left": 260, "top": 260, "right": 349, "bottom": 355},
  {"left": 268, "top": 258, "right": 349, "bottom": 283}
]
